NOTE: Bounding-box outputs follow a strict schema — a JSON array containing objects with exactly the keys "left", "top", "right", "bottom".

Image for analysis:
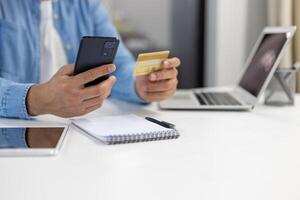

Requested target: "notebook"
[{"left": 72, "top": 114, "right": 179, "bottom": 145}]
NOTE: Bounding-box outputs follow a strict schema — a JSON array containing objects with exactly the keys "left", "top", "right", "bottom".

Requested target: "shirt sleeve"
[
  {"left": 90, "top": 0, "right": 146, "bottom": 104},
  {"left": 0, "top": 78, "right": 33, "bottom": 119}
]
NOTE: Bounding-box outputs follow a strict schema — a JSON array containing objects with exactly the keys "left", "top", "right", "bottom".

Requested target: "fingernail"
[
  {"left": 110, "top": 75, "right": 117, "bottom": 82},
  {"left": 150, "top": 74, "right": 156, "bottom": 81},
  {"left": 164, "top": 61, "right": 170, "bottom": 65},
  {"left": 108, "top": 65, "right": 116, "bottom": 72},
  {"left": 164, "top": 61, "right": 172, "bottom": 68}
]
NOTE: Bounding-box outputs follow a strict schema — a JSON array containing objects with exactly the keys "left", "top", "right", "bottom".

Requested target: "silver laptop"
[{"left": 159, "top": 26, "right": 297, "bottom": 111}]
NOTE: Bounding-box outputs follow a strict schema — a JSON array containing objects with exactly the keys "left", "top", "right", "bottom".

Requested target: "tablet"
[{"left": 0, "top": 126, "right": 69, "bottom": 157}]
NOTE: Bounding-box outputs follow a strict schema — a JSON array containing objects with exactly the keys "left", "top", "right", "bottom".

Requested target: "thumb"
[{"left": 163, "top": 57, "right": 181, "bottom": 69}]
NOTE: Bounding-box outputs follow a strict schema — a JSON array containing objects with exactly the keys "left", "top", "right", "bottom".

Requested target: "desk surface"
[{"left": 1, "top": 97, "right": 300, "bottom": 200}]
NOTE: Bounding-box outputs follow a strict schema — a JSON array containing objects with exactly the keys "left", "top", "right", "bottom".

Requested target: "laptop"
[{"left": 159, "top": 26, "right": 297, "bottom": 111}]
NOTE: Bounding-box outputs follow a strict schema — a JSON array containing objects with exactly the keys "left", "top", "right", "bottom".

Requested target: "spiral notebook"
[{"left": 72, "top": 114, "right": 179, "bottom": 145}]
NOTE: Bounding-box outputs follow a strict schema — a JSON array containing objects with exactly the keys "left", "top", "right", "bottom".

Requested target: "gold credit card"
[{"left": 134, "top": 51, "right": 170, "bottom": 76}]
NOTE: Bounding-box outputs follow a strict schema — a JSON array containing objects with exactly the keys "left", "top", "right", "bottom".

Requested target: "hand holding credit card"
[
  {"left": 134, "top": 51, "right": 178, "bottom": 76},
  {"left": 134, "top": 51, "right": 180, "bottom": 102}
]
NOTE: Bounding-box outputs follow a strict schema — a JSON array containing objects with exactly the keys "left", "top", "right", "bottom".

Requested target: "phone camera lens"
[
  {"left": 104, "top": 42, "right": 115, "bottom": 49},
  {"left": 103, "top": 41, "right": 115, "bottom": 57}
]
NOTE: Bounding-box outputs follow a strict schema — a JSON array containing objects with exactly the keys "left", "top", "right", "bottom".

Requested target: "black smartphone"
[{"left": 74, "top": 36, "right": 120, "bottom": 87}]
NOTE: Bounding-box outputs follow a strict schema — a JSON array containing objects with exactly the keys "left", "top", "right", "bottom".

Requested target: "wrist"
[
  {"left": 135, "top": 82, "right": 150, "bottom": 103},
  {"left": 26, "top": 84, "right": 48, "bottom": 116}
]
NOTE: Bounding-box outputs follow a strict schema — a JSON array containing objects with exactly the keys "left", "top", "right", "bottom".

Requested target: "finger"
[
  {"left": 74, "top": 64, "right": 116, "bottom": 85},
  {"left": 82, "top": 91, "right": 109, "bottom": 108},
  {"left": 84, "top": 104, "right": 104, "bottom": 114},
  {"left": 163, "top": 57, "right": 181, "bottom": 69},
  {"left": 57, "top": 64, "right": 75, "bottom": 76},
  {"left": 145, "top": 88, "right": 177, "bottom": 102},
  {"left": 149, "top": 68, "right": 178, "bottom": 81},
  {"left": 80, "top": 76, "right": 116, "bottom": 100},
  {"left": 145, "top": 79, "right": 178, "bottom": 92}
]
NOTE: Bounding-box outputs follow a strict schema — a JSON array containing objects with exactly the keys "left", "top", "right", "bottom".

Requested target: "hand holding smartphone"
[{"left": 74, "top": 36, "right": 119, "bottom": 87}]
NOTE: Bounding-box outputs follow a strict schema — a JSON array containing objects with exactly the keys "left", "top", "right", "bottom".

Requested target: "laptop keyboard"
[{"left": 195, "top": 92, "right": 242, "bottom": 106}]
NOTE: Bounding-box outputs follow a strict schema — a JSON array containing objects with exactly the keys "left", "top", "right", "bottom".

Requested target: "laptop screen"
[{"left": 238, "top": 33, "right": 288, "bottom": 97}]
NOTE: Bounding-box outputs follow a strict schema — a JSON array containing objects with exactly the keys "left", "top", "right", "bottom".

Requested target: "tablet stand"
[{"left": 265, "top": 63, "right": 300, "bottom": 106}]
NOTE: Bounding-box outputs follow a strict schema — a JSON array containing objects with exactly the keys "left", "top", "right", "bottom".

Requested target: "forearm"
[
  {"left": 92, "top": 1, "right": 146, "bottom": 103},
  {"left": 110, "top": 45, "right": 148, "bottom": 104}
]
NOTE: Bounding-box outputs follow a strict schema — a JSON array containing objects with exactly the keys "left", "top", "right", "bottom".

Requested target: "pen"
[{"left": 145, "top": 117, "right": 176, "bottom": 129}]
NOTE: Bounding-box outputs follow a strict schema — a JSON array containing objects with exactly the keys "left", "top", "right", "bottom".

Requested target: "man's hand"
[
  {"left": 136, "top": 57, "right": 180, "bottom": 102},
  {"left": 26, "top": 64, "right": 116, "bottom": 118}
]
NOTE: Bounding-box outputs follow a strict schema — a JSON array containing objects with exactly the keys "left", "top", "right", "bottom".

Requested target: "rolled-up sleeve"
[{"left": 0, "top": 78, "right": 33, "bottom": 119}]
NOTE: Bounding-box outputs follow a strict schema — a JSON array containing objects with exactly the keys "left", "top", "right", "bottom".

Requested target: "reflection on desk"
[{"left": 0, "top": 128, "right": 64, "bottom": 149}]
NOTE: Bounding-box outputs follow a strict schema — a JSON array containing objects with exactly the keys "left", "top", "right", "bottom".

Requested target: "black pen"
[{"left": 145, "top": 117, "right": 176, "bottom": 129}]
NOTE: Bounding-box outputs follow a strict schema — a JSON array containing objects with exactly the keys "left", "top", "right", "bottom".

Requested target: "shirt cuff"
[{"left": 1, "top": 83, "right": 33, "bottom": 119}]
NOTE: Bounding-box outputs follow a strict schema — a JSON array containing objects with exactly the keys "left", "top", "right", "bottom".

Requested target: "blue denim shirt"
[{"left": 0, "top": 0, "right": 144, "bottom": 147}]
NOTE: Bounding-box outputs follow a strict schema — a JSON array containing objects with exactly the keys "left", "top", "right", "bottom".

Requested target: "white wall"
[
  {"left": 205, "top": 0, "right": 268, "bottom": 86},
  {"left": 103, "top": 0, "right": 268, "bottom": 87},
  {"left": 102, "top": 0, "right": 172, "bottom": 48}
]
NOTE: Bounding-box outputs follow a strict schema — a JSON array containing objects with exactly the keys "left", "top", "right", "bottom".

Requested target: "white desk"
[{"left": 1, "top": 97, "right": 300, "bottom": 200}]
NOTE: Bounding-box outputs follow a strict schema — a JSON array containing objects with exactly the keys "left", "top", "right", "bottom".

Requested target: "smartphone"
[{"left": 74, "top": 36, "right": 120, "bottom": 87}]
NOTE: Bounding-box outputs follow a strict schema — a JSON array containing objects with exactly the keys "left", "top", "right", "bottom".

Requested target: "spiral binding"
[{"left": 107, "top": 129, "right": 179, "bottom": 145}]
